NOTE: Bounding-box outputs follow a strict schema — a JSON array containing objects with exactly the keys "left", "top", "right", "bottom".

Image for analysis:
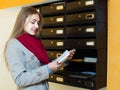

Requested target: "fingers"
[
  {"left": 69, "top": 49, "right": 76, "bottom": 55},
  {"left": 70, "top": 49, "right": 76, "bottom": 53},
  {"left": 67, "top": 49, "right": 76, "bottom": 60},
  {"left": 48, "top": 61, "right": 63, "bottom": 73}
]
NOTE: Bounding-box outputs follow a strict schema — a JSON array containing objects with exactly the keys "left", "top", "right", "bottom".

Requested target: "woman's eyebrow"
[{"left": 32, "top": 19, "right": 40, "bottom": 22}]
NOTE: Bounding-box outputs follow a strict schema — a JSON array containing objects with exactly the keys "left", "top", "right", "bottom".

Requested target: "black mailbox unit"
[{"left": 33, "top": 0, "right": 107, "bottom": 90}]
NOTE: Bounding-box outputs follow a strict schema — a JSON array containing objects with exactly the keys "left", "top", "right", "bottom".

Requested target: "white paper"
[{"left": 55, "top": 50, "right": 70, "bottom": 63}]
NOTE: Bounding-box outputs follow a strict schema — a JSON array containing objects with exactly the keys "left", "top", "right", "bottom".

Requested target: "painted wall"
[
  {"left": 0, "top": 7, "right": 21, "bottom": 90},
  {"left": 107, "top": 0, "right": 120, "bottom": 90},
  {"left": 0, "top": 0, "right": 44, "bottom": 9}
]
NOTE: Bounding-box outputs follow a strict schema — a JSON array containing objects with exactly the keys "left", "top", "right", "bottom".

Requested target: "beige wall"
[{"left": 0, "top": 7, "right": 21, "bottom": 90}]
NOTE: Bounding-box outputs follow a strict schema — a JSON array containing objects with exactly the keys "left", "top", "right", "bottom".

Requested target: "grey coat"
[{"left": 5, "top": 39, "right": 50, "bottom": 90}]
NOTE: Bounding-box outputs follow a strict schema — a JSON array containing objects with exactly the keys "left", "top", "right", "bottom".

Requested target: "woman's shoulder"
[
  {"left": 7, "top": 38, "right": 24, "bottom": 49},
  {"left": 7, "top": 38, "right": 19, "bottom": 46},
  {"left": 7, "top": 38, "right": 29, "bottom": 52},
  {"left": 6, "top": 39, "right": 22, "bottom": 54}
]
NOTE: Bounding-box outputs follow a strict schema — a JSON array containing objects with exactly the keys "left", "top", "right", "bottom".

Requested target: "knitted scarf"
[{"left": 17, "top": 33, "right": 49, "bottom": 64}]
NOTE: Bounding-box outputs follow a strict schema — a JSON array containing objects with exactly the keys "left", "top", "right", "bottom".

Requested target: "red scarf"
[{"left": 17, "top": 33, "right": 49, "bottom": 64}]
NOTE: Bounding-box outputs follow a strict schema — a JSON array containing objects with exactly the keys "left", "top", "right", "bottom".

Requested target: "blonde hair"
[
  {"left": 3, "top": 7, "right": 43, "bottom": 68},
  {"left": 10, "top": 7, "right": 43, "bottom": 39}
]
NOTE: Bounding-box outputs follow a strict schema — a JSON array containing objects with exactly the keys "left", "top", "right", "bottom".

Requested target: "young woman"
[{"left": 4, "top": 7, "right": 75, "bottom": 90}]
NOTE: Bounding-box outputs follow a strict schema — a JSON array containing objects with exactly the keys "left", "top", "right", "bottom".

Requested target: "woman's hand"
[
  {"left": 67, "top": 49, "right": 76, "bottom": 60},
  {"left": 47, "top": 61, "right": 63, "bottom": 73},
  {"left": 48, "top": 49, "right": 76, "bottom": 73}
]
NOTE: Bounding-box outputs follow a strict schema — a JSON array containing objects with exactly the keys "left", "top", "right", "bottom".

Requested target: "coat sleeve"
[{"left": 5, "top": 39, "right": 49, "bottom": 87}]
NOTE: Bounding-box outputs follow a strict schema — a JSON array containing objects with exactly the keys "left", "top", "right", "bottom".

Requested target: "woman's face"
[{"left": 24, "top": 14, "right": 40, "bottom": 36}]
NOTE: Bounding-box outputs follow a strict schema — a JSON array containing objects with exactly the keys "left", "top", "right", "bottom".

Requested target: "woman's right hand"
[{"left": 47, "top": 61, "right": 63, "bottom": 73}]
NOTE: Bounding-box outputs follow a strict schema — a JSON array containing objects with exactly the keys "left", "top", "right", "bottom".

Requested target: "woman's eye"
[
  {"left": 31, "top": 22, "right": 35, "bottom": 24},
  {"left": 37, "top": 22, "right": 40, "bottom": 25}
]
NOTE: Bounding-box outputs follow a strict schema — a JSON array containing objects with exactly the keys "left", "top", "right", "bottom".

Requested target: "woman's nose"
[{"left": 35, "top": 23, "right": 39, "bottom": 28}]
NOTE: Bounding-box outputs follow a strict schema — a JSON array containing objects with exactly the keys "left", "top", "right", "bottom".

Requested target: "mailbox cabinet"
[{"left": 33, "top": 0, "right": 107, "bottom": 90}]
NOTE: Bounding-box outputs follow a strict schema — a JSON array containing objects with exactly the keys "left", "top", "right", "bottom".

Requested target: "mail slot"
[
  {"left": 49, "top": 74, "right": 64, "bottom": 83},
  {"left": 41, "top": 2, "right": 65, "bottom": 15},
  {"left": 66, "top": 0, "right": 95, "bottom": 12},
  {"left": 42, "top": 39, "right": 65, "bottom": 49},
  {"left": 43, "top": 15, "right": 64, "bottom": 26},
  {"left": 41, "top": 27, "right": 64, "bottom": 38},
  {"left": 65, "top": 39, "right": 96, "bottom": 49},
  {"left": 66, "top": 25, "right": 95, "bottom": 37},
  {"left": 47, "top": 51, "right": 63, "bottom": 60},
  {"left": 66, "top": 12, "right": 95, "bottom": 25}
]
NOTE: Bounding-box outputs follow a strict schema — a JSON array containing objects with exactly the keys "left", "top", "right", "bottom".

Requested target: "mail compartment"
[
  {"left": 49, "top": 74, "right": 65, "bottom": 83},
  {"left": 42, "top": 39, "right": 65, "bottom": 49},
  {"left": 43, "top": 15, "right": 64, "bottom": 26},
  {"left": 66, "top": 12, "right": 95, "bottom": 25},
  {"left": 66, "top": 25, "right": 96, "bottom": 37},
  {"left": 47, "top": 51, "right": 63, "bottom": 60},
  {"left": 41, "top": 2, "right": 65, "bottom": 15},
  {"left": 71, "top": 49, "right": 97, "bottom": 60},
  {"left": 65, "top": 39, "right": 96, "bottom": 49},
  {"left": 66, "top": 62, "right": 96, "bottom": 88},
  {"left": 66, "top": 62, "right": 96, "bottom": 75},
  {"left": 66, "top": 0, "right": 95, "bottom": 13},
  {"left": 66, "top": 74, "right": 96, "bottom": 89},
  {"left": 41, "top": 27, "right": 64, "bottom": 38}
]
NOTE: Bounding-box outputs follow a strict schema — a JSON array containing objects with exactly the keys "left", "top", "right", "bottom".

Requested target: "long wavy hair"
[{"left": 3, "top": 7, "right": 43, "bottom": 68}]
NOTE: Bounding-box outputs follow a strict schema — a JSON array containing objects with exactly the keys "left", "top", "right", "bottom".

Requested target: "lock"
[{"left": 85, "top": 81, "right": 94, "bottom": 87}]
